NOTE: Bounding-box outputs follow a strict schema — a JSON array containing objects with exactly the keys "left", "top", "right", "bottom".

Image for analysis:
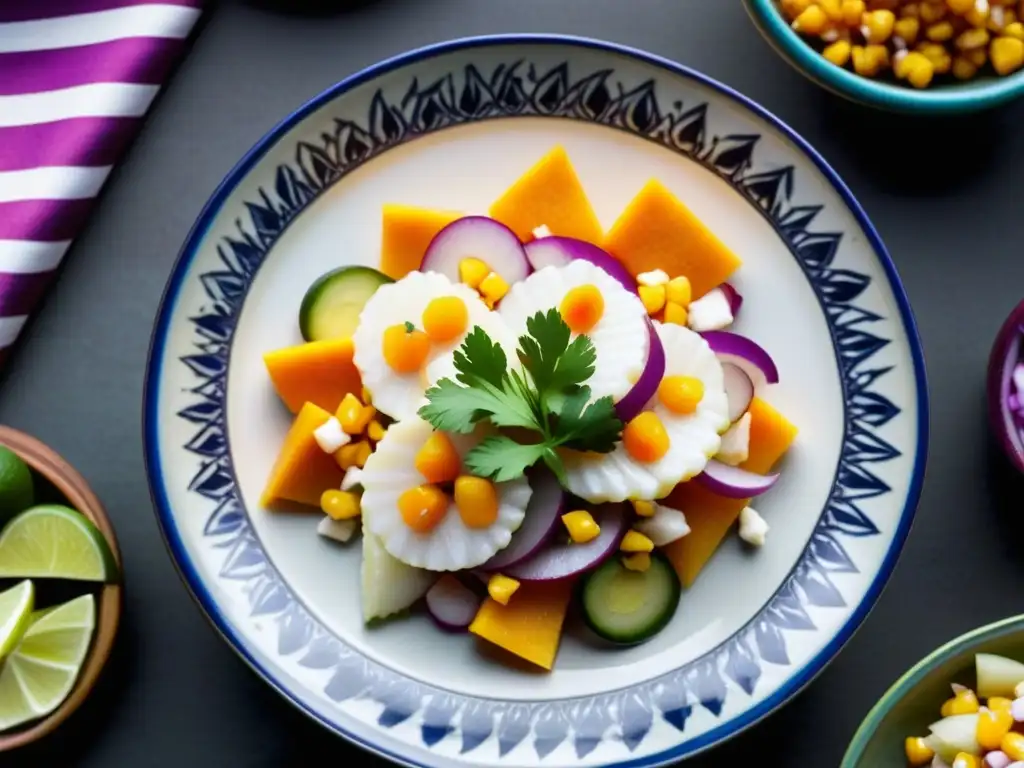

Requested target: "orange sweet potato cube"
[
  {"left": 469, "top": 579, "right": 574, "bottom": 670},
  {"left": 380, "top": 204, "right": 463, "bottom": 280},
  {"left": 261, "top": 402, "right": 345, "bottom": 509},
  {"left": 263, "top": 338, "right": 362, "bottom": 414},
  {"left": 604, "top": 179, "right": 742, "bottom": 298},
  {"left": 489, "top": 146, "right": 603, "bottom": 244}
]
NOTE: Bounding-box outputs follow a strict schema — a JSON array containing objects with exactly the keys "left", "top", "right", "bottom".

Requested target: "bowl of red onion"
[{"left": 988, "top": 299, "right": 1024, "bottom": 475}]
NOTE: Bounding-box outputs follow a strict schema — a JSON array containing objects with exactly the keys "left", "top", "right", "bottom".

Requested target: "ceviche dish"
[{"left": 258, "top": 146, "right": 798, "bottom": 671}]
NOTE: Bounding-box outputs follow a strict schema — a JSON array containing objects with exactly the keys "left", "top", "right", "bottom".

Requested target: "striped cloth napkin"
[{"left": 0, "top": 0, "right": 203, "bottom": 364}]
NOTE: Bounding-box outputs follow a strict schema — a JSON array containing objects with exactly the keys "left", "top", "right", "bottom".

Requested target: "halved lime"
[
  {"left": 0, "top": 580, "right": 33, "bottom": 660},
  {"left": 0, "top": 505, "right": 117, "bottom": 582},
  {"left": 0, "top": 594, "right": 95, "bottom": 732}
]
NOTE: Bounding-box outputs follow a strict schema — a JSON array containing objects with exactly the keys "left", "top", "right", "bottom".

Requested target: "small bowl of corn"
[{"left": 743, "top": 0, "right": 1024, "bottom": 114}]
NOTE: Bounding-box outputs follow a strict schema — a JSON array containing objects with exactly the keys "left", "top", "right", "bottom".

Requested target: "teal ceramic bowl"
[
  {"left": 841, "top": 615, "right": 1024, "bottom": 766},
  {"left": 743, "top": 0, "right": 1024, "bottom": 114}
]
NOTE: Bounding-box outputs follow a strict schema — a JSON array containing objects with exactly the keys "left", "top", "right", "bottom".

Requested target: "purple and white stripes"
[{"left": 0, "top": 0, "right": 202, "bottom": 363}]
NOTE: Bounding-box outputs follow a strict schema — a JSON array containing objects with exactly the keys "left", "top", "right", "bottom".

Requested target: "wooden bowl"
[{"left": 0, "top": 426, "right": 122, "bottom": 751}]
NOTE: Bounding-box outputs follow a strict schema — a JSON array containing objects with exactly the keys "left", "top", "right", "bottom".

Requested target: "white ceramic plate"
[{"left": 144, "top": 35, "right": 927, "bottom": 767}]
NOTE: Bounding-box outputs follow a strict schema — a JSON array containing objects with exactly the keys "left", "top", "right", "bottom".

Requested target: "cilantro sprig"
[{"left": 418, "top": 309, "right": 623, "bottom": 484}]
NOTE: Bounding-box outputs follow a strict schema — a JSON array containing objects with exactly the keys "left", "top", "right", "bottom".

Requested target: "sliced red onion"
[
  {"left": 1011, "top": 697, "right": 1024, "bottom": 722},
  {"left": 696, "top": 459, "right": 780, "bottom": 499},
  {"left": 987, "top": 300, "right": 1024, "bottom": 475},
  {"left": 481, "top": 467, "right": 565, "bottom": 571},
  {"left": 702, "top": 330, "right": 780, "bottom": 388},
  {"left": 523, "top": 236, "right": 637, "bottom": 293},
  {"left": 424, "top": 575, "right": 482, "bottom": 632},
  {"left": 421, "top": 216, "right": 530, "bottom": 285},
  {"left": 719, "top": 283, "right": 744, "bottom": 316},
  {"left": 616, "top": 319, "right": 665, "bottom": 422},
  {"left": 504, "top": 503, "right": 628, "bottom": 582},
  {"left": 722, "top": 363, "right": 754, "bottom": 423},
  {"left": 985, "top": 752, "right": 1012, "bottom": 768}
]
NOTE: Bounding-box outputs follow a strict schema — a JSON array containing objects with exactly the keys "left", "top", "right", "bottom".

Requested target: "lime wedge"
[
  {"left": 0, "top": 594, "right": 95, "bottom": 732},
  {"left": 0, "top": 580, "right": 33, "bottom": 660},
  {"left": 0, "top": 447, "right": 33, "bottom": 522},
  {"left": 0, "top": 505, "right": 117, "bottom": 582}
]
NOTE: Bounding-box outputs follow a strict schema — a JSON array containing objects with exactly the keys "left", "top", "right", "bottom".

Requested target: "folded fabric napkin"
[{"left": 0, "top": 0, "right": 203, "bottom": 364}]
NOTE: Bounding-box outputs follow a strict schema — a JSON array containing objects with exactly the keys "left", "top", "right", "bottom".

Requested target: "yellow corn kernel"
[
  {"left": 398, "top": 484, "right": 449, "bottom": 533},
  {"left": 454, "top": 475, "right": 500, "bottom": 529},
  {"left": 478, "top": 271, "right": 510, "bottom": 308},
  {"left": 781, "top": 0, "right": 814, "bottom": 18},
  {"left": 663, "top": 301, "right": 689, "bottom": 326},
  {"left": 820, "top": 0, "right": 844, "bottom": 20},
  {"left": 896, "top": 49, "right": 925, "bottom": 77},
  {"left": 361, "top": 386, "right": 373, "bottom": 404},
  {"left": 352, "top": 439, "right": 372, "bottom": 468},
  {"left": 792, "top": 5, "right": 829, "bottom": 34},
  {"left": 894, "top": 16, "right": 921, "bottom": 42},
  {"left": 989, "top": 696, "right": 1014, "bottom": 713},
  {"left": 562, "top": 509, "right": 601, "bottom": 543},
  {"left": 943, "top": 687, "right": 980, "bottom": 715},
  {"left": 951, "top": 754, "right": 980, "bottom": 768},
  {"left": 560, "top": 284, "right": 605, "bottom": 334},
  {"left": 842, "top": 0, "right": 866, "bottom": 25},
  {"left": 658, "top": 374, "right": 705, "bottom": 415},
  {"left": 638, "top": 284, "right": 666, "bottom": 315},
  {"left": 904, "top": 736, "right": 935, "bottom": 766},
  {"left": 334, "top": 441, "right": 362, "bottom": 470},
  {"left": 367, "top": 419, "right": 386, "bottom": 442},
  {"left": 621, "top": 530, "right": 655, "bottom": 553},
  {"left": 992, "top": 34, "right": 1024, "bottom": 71},
  {"left": 459, "top": 257, "right": 491, "bottom": 289},
  {"left": 967, "top": 45, "right": 988, "bottom": 63},
  {"left": 486, "top": 574, "right": 520, "bottom": 605},
  {"left": 921, "top": 2, "right": 948, "bottom": 22},
  {"left": 632, "top": 500, "right": 657, "bottom": 517},
  {"left": 853, "top": 44, "right": 890, "bottom": 75},
  {"left": 336, "top": 393, "right": 369, "bottom": 434},
  {"left": 1004, "top": 732, "right": 1024, "bottom": 760},
  {"left": 947, "top": 0, "right": 976, "bottom": 12},
  {"left": 967, "top": 5, "right": 991, "bottom": 25},
  {"left": 422, "top": 296, "right": 468, "bottom": 343},
  {"left": 976, "top": 705, "right": 1014, "bottom": 750},
  {"left": 927, "top": 19, "right": 956, "bottom": 39},
  {"left": 665, "top": 276, "right": 692, "bottom": 306},
  {"left": 623, "top": 411, "right": 670, "bottom": 463},
  {"left": 901, "top": 2, "right": 922, "bottom": 19},
  {"left": 957, "top": 27, "right": 990, "bottom": 48},
  {"left": 953, "top": 54, "right": 980, "bottom": 76},
  {"left": 622, "top": 552, "right": 651, "bottom": 572},
  {"left": 862, "top": 9, "right": 896, "bottom": 41},
  {"left": 320, "top": 489, "right": 361, "bottom": 520},
  {"left": 918, "top": 41, "right": 952, "bottom": 71},
  {"left": 994, "top": 9, "right": 1019, "bottom": 31},
  {"left": 415, "top": 431, "right": 461, "bottom": 484},
  {"left": 1005, "top": 19, "right": 1024, "bottom": 36}
]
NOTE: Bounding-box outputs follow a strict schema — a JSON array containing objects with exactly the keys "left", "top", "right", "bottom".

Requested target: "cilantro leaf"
[
  {"left": 541, "top": 447, "right": 568, "bottom": 487},
  {"left": 473, "top": 380, "right": 539, "bottom": 430},
  {"left": 517, "top": 309, "right": 570, "bottom": 393},
  {"left": 418, "top": 379, "right": 500, "bottom": 433},
  {"left": 551, "top": 334, "right": 596, "bottom": 391},
  {"left": 464, "top": 436, "right": 547, "bottom": 482},
  {"left": 556, "top": 387, "right": 622, "bottom": 453},
  {"left": 453, "top": 326, "right": 508, "bottom": 389}
]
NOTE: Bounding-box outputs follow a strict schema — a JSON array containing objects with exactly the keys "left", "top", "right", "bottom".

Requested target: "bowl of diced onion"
[{"left": 742, "top": 0, "right": 1024, "bottom": 114}]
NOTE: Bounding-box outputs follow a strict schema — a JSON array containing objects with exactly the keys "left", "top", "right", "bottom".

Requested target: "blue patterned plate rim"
[{"left": 143, "top": 33, "right": 929, "bottom": 766}]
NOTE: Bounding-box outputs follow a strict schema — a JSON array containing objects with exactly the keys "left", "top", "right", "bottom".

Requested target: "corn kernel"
[
  {"left": 862, "top": 9, "right": 896, "bottom": 41},
  {"left": 562, "top": 509, "right": 601, "bottom": 543},
  {"left": 951, "top": 753, "right": 980, "bottom": 768},
  {"left": 927, "top": 19, "right": 956, "bottom": 39},
  {"left": 918, "top": 41, "right": 953, "bottom": 71},
  {"left": 622, "top": 552, "right": 651, "bottom": 572},
  {"left": 968, "top": 45, "right": 989, "bottom": 63},
  {"left": 334, "top": 442, "right": 362, "bottom": 470},
  {"left": 361, "top": 386, "right": 373, "bottom": 404},
  {"left": 1003, "top": 731, "right": 1024, "bottom": 760},
  {"left": 904, "top": 736, "right": 935, "bottom": 766},
  {"left": 781, "top": 0, "right": 814, "bottom": 18},
  {"left": 367, "top": 419, "right": 386, "bottom": 442},
  {"left": 953, "top": 54, "right": 979, "bottom": 76},
  {"left": 478, "top": 272, "right": 510, "bottom": 308},
  {"left": 842, "top": 0, "right": 866, "bottom": 24},
  {"left": 894, "top": 16, "right": 922, "bottom": 41},
  {"left": 956, "top": 27, "right": 990, "bottom": 48},
  {"left": 990, "top": 696, "right": 1015, "bottom": 712},
  {"left": 415, "top": 432, "right": 461, "bottom": 484},
  {"left": 663, "top": 301, "right": 689, "bottom": 326},
  {"left": 665, "top": 276, "right": 692, "bottom": 306},
  {"left": 992, "top": 34, "right": 1024, "bottom": 71},
  {"left": 454, "top": 475, "right": 500, "bottom": 529},
  {"left": 1005, "top": 19, "right": 1024, "bottom": 35},
  {"left": 988, "top": 5, "right": 1010, "bottom": 28},
  {"left": 623, "top": 411, "right": 671, "bottom": 463},
  {"left": 352, "top": 439, "right": 372, "bottom": 468},
  {"left": 422, "top": 295, "right": 469, "bottom": 343},
  {"left": 621, "top": 530, "right": 655, "bottom": 553},
  {"left": 398, "top": 484, "right": 449, "bottom": 533},
  {"left": 632, "top": 500, "right": 657, "bottom": 517},
  {"left": 945, "top": 686, "right": 981, "bottom": 715},
  {"left": 853, "top": 44, "right": 890, "bottom": 75},
  {"left": 336, "top": 393, "right": 366, "bottom": 434},
  {"left": 977, "top": 705, "right": 1014, "bottom": 750},
  {"left": 560, "top": 284, "right": 605, "bottom": 334},
  {"left": 901, "top": 2, "right": 922, "bottom": 19},
  {"left": 898, "top": 52, "right": 934, "bottom": 86},
  {"left": 658, "top": 375, "right": 705, "bottom": 414},
  {"left": 921, "top": 2, "right": 948, "bottom": 22},
  {"left": 487, "top": 574, "right": 520, "bottom": 605},
  {"left": 320, "top": 489, "right": 361, "bottom": 520},
  {"left": 638, "top": 284, "right": 666, "bottom": 315},
  {"left": 820, "top": 0, "right": 844, "bottom": 20},
  {"left": 967, "top": 5, "right": 991, "bottom": 25},
  {"left": 793, "top": 4, "right": 829, "bottom": 33},
  {"left": 947, "top": 0, "right": 976, "bottom": 12},
  {"left": 459, "top": 257, "right": 491, "bottom": 289}
]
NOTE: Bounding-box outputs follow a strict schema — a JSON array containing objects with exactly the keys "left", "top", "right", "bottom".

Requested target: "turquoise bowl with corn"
[
  {"left": 742, "top": 0, "right": 1024, "bottom": 114},
  {"left": 841, "top": 615, "right": 1024, "bottom": 766}
]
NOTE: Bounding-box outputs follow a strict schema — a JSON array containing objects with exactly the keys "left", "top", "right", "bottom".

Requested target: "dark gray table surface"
[{"left": 5, "top": 0, "right": 1024, "bottom": 765}]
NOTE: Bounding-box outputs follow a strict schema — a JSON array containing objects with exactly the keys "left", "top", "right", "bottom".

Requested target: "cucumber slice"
[
  {"left": 299, "top": 266, "right": 392, "bottom": 341},
  {"left": 580, "top": 552, "right": 680, "bottom": 645}
]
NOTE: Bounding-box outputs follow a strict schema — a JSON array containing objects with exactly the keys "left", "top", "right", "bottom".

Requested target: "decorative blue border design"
[{"left": 144, "top": 36, "right": 928, "bottom": 767}]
